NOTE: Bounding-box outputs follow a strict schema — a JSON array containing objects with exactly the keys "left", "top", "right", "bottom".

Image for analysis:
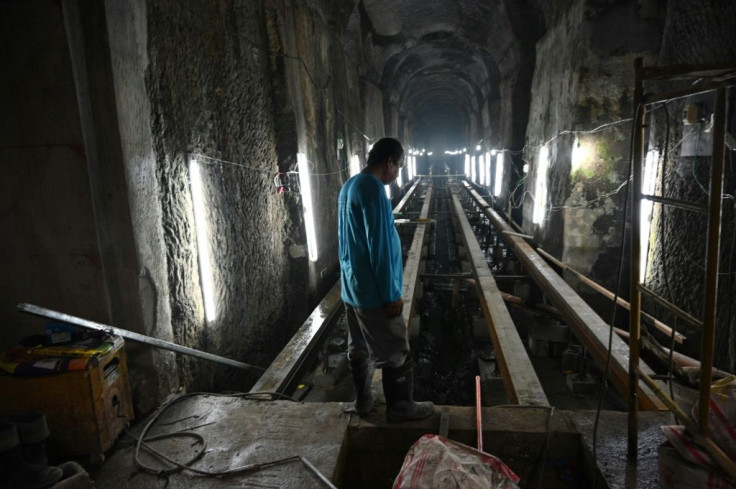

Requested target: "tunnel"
[{"left": 1, "top": 1, "right": 735, "bottom": 488}]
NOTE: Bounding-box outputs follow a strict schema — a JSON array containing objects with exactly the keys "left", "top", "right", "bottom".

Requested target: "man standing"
[{"left": 337, "top": 137, "right": 435, "bottom": 423}]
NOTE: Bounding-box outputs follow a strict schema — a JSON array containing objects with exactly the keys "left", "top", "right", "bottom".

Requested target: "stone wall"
[
  {"left": 524, "top": 0, "right": 661, "bottom": 302},
  {"left": 525, "top": 0, "right": 736, "bottom": 370},
  {"left": 136, "top": 0, "right": 370, "bottom": 393},
  {"left": 0, "top": 0, "right": 375, "bottom": 410},
  {"left": 646, "top": 0, "right": 736, "bottom": 370}
]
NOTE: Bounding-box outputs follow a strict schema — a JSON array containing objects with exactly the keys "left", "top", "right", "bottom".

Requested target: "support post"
[
  {"left": 628, "top": 57, "right": 645, "bottom": 460},
  {"left": 698, "top": 86, "right": 727, "bottom": 434}
]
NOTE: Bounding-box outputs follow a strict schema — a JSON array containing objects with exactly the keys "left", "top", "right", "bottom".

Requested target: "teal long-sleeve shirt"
[{"left": 338, "top": 172, "right": 402, "bottom": 308}]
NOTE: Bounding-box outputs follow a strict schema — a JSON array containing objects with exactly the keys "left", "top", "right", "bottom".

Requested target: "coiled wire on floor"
[{"left": 129, "top": 391, "right": 337, "bottom": 488}]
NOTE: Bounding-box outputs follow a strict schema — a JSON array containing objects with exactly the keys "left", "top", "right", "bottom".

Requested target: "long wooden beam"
[
  {"left": 393, "top": 178, "right": 422, "bottom": 216},
  {"left": 250, "top": 281, "right": 343, "bottom": 397},
  {"left": 461, "top": 182, "right": 666, "bottom": 410},
  {"left": 449, "top": 191, "right": 549, "bottom": 407},
  {"left": 403, "top": 183, "right": 433, "bottom": 335},
  {"left": 536, "top": 247, "right": 685, "bottom": 343}
]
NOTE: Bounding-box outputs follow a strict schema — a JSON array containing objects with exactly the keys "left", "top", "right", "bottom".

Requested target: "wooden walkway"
[{"left": 450, "top": 188, "right": 549, "bottom": 407}]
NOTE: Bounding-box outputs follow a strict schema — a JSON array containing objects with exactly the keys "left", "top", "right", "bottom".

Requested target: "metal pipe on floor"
[{"left": 17, "top": 303, "right": 264, "bottom": 372}]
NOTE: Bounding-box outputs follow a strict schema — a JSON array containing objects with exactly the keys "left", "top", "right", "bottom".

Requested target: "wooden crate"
[{"left": 0, "top": 340, "right": 134, "bottom": 462}]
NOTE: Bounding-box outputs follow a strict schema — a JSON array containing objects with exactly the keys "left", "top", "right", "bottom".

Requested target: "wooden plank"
[
  {"left": 461, "top": 182, "right": 666, "bottom": 411},
  {"left": 402, "top": 184, "right": 433, "bottom": 331},
  {"left": 393, "top": 177, "right": 422, "bottom": 216},
  {"left": 373, "top": 182, "right": 432, "bottom": 390},
  {"left": 250, "top": 281, "right": 343, "bottom": 397},
  {"left": 536, "top": 247, "right": 686, "bottom": 343},
  {"left": 450, "top": 190, "right": 549, "bottom": 407}
]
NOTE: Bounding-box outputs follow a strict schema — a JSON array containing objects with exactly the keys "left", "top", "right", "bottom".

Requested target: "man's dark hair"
[{"left": 366, "top": 137, "right": 403, "bottom": 167}]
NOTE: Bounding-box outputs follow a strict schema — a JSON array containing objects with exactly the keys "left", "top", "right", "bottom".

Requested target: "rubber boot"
[
  {"left": 9, "top": 411, "right": 53, "bottom": 467},
  {"left": 1, "top": 420, "right": 61, "bottom": 489},
  {"left": 348, "top": 350, "right": 375, "bottom": 416},
  {"left": 382, "top": 358, "right": 435, "bottom": 423},
  {"left": 0, "top": 421, "right": 24, "bottom": 489},
  {"left": 4, "top": 412, "right": 63, "bottom": 489}
]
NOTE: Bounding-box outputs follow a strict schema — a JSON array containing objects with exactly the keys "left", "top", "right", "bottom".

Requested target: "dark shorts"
[{"left": 345, "top": 304, "right": 410, "bottom": 369}]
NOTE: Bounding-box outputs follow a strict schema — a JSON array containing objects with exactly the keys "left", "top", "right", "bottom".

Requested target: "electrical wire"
[
  {"left": 191, "top": 152, "right": 268, "bottom": 173},
  {"left": 292, "top": 156, "right": 351, "bottom": 177},
  {"left": 528, "top": 118, "right": 635, "bottom": 152},
  {"left": 590, "top": 103, "right": 639, "bottom": 485},
  {"left": 508, "top": 106, "right": 736, "bottom": 219},
  {"left": 535, "top": 406, "right": 556, "bottom": 489},
  {"left": 130, "top": 390, "right": 335, "bottom": 487},
  {"left": 658, "top": 103, "right": 680, "bottom": 423},
  {"left": 727, "top": 200, "right": 736, "bottom": 373},
  {"left": 336, "top": 108, "right": 373, "bottom": 142}
]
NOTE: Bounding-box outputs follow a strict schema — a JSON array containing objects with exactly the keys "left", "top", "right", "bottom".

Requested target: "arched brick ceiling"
[{"left": 357, "top": 0, "right": 545, "bottom": 146}]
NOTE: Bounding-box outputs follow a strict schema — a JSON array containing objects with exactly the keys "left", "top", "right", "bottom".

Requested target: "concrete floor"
[
  {"left": 571, "top": 410, "right": 673, "bottom": 489},
  {"left": 89, "top": 396, "right": 350, "bottom": 489},
  {"left": 80, "top": 394, "right": 671, "bottom": 489}
]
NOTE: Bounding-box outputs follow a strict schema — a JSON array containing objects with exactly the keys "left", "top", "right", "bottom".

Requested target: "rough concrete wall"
[
  {"left": 271, "top": 0, "right": 368, "bottom": 298},
  {"left": 645, "top": 0, "right": 736, "bottom": 370},
  {"left": 525, "top": 0, "right": 661, "bottom": 300},
  {"left": 135, "top": 0, "right": 368, "bottom": 393},
  {"left": 144, "top": 0, "right": 294, "bottom": 390},
  {"left": 104, "top": 0, "right": 178, "bottom": 411},
  {"left": 0, "top": 2, "right": 107, "bottom": 349},
  {"left": 362, "top": 80, "right": 386, "bottom": 146}
]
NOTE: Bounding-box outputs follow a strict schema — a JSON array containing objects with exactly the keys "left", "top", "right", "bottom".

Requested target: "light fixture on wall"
[
  {"left": 476, "top": 144, "right": 482, "bottom": 151},
  {"left": 411, "top": 155, "right": 417, "bottom": 178},
  {"left": 571, "top": 136, "right": 593, "bottom": 173},
  {"left": 494, "top": 152, "right": 504, "bottom": 196},
  {"left": 479, "top": 154, "right": 485, "bottom": 187},
  {"left": 471, "top": 155, "right": 477, "bottom": 183},
  {"left": 297, "top": 153, "right": 318, "bottom": 262},
  {"left": 532, "top": 145, "right": 549, "bottom": 224},
  {"left": 407, "top": 155, "right": 414, "bottom": 180},
  {"left": 189, "top": 158, "right": 217, "bottom": 322},
  {"left": 350, "top": 154, "right": 361, "bottom": 177},
  {"left": 464, "top": 154, "right": 470, "bottom": 176},
  {"left": 640, "top": 149, "right": 659, "bottom": 282},
  {"left": 484, "top": 152, "right": 491, "bottom": 187}
]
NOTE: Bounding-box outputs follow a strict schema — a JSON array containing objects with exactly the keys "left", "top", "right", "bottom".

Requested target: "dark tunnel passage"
[{"left": 1, "top": 1, "right": 736, "bottom": 487}]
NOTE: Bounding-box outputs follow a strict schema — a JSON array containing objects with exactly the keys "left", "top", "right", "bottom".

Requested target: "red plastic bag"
[{"left": 393, "top": 434, "right": 520, "bottom": 489}]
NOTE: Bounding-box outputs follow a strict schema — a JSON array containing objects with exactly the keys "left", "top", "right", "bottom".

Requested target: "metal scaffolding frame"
[{"left": 628, "top": 58, "right": 736, "bottom": 478}]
